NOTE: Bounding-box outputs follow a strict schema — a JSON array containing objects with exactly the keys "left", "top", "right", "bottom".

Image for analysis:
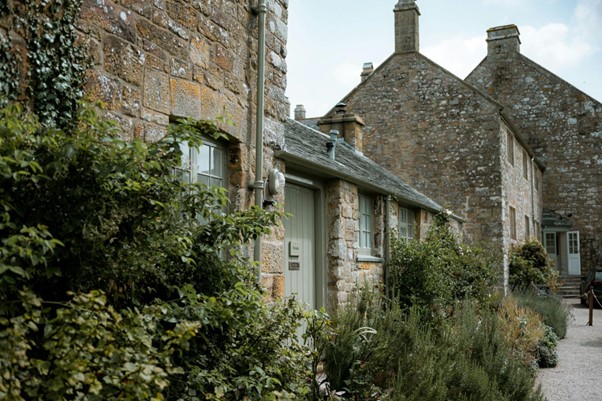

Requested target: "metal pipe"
[
  {"left": 253, "top": 0, "right": 267, "bottom": 276},
  {"left": 384, "top": 195, "right": 392, "bottom": 298}
]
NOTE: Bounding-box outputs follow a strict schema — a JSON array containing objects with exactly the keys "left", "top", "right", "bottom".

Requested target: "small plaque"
[
  {"left": 289, "top": 241, "right": 301, "bottom": 257},
  {"left": 289, "top": 262, "right": 300, "bottom": 271}
]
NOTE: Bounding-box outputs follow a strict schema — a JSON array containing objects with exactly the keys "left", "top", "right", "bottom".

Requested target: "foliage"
[
  {"left": 498, "top": 296, "right": 545, "bottom": 368},
  {"left": 514, "top": 290, "right": 571, "bottom": 339},
  {"left": 0, "top": 32, "right": 19, "bottom": 108},
  {"left": 388, "top": 211, "right": 500, "bottom": 318},
  {"left": 509, "top": 240, "right": 557, "bottom": 291},
  {"left": 317, "top": 291, "right": 545, "bottom": 401},
  {"left": 0, "top": 104, "right": 311, "bottom": 400},
  {"left": 0, "top": 288, "right": 199, "bottom": 401},
  {"left": 536, "top": 325, "right": 559, "bottom": 368}
]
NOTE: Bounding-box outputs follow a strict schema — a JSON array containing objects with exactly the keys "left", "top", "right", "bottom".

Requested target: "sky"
[{"left": 285, "top": 0, "right": 602, "bottom": 118}]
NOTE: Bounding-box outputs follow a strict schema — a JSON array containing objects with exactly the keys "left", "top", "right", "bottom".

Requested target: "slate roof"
[
  {"left": 279, "top": 118, "right": 453, "bottom": 216},
  {"left": 542, "top": 209, "right": 573, "bottom": 229}
]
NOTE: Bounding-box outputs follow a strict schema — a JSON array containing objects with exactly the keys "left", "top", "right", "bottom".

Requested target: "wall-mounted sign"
[
  {"left": 289, "top": 241, "right": 301, "bottom": 257},
  {"left": 289, "top": 262, "right": 300, "bottom": 271}
]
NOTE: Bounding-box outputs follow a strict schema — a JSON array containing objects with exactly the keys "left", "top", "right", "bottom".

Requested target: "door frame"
[
  {"left": 567, "top": 231, "right": 581, "bottom": 276},
  {"left": 284, "top": 172, "right": 326, "bottom": 310}
]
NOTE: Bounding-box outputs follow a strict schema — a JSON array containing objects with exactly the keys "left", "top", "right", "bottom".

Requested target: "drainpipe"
[
  {"left": 253, "top": 0, "right": 267, "bottom": 278},
  {"left": 384, "top": 195, "right": 392, "bottom": 298},
  {"left": 530, "top": 157, "right": 535, "bottom": 239}
]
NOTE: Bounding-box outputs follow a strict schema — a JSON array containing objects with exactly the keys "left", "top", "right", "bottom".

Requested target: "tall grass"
[{"left": 514, "top": 290, "right": 571, "bottom": 339}]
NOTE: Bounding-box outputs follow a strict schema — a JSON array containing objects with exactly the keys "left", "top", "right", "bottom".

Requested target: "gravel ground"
[{"left": 537, "top": 299, "right": 602, "bottom": 401}]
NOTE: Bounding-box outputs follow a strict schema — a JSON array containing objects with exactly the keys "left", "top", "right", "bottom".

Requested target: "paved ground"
[{"left": 537, "top": 299, "right": 602, "bottom": 401}]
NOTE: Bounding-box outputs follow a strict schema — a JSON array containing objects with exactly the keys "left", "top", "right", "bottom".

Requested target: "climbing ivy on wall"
[
  {"left": 0, "top": 0, "right": 88, "bottom": 126},
  {"left": 22, "top": 0, "right": 88, "bottom": 128}
]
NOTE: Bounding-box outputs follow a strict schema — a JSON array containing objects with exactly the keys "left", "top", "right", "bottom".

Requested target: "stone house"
[
  {"left": 279, "top": 107, "right": 460, "bottom": 308},
  {"left": 1, "top": 0, "right": 459, "bottom": 310},
  {"left": 466, "top": 25, "right": 602, "bottom": 280},
  {"left": 312, "top": 0, "right": 544, "bottom": 288}
]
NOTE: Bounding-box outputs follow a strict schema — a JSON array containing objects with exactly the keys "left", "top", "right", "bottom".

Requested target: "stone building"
[
  {"left": 280, "top": 107, "right": 461, "bottom": 308},
  {"left": 313, "top": 0, "right": 544, "bottom": 288},
  {"left": 466, "top": 25, "right": 602, "bottom": 280},
  {"left": 1, "top": 0, "right": 459, "bottom": 310}
]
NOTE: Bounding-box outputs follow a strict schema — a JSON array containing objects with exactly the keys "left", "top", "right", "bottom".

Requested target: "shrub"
[
  {"left": 514, "top": 291, "right": 571, "bottom": 339},
  {"left": 388, "top": 212, "right": 500, "bottom": 318},
  {"left": 0, "top": 104, "right": 311, "bottom": 400},
  {"left": 509, "top": 240, "right": 557, "bottom": 291},
  {"left": 498, "top": 297, "right": 545, "bottom": 368},
  {"left": 537, "top": 325, "right": 559, "bottom": 368}
]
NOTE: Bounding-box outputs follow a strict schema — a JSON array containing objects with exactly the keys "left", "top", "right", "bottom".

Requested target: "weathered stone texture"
[
  {"left": 340, "top": 52, "right": 511, "bottom": 245},
  {"left": 467, "top": 43, "right": 602, "bottom": 274}
]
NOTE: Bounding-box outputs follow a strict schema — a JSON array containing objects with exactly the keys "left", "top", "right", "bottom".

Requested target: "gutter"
[{"left": 253, "top": 0, "right": 267, "bottom": 278}]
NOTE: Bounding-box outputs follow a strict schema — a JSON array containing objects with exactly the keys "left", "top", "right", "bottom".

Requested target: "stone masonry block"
[
  {"left": 170, "top": 77, "right": 202, "bottom": 119},
  {"left": 103, "top": 34, "right": 144, "bottom": 85},
  {"left": 143, "top": 68, "right": 170, "bottom": 114}
]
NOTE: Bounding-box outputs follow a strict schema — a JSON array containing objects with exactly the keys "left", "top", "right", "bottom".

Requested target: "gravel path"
[{"left": 537, "top": 299, "right": 602, "bottom": 401}]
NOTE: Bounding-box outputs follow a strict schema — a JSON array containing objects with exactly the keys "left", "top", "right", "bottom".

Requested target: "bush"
[
  {"left": 0, "top": 104, "right": 311, "bottom": 400},
  {"left": 509, "top": 240, "right": 557, "bottom": 291},
  {"left": 388, "top": 212, "right": 500, "bottom": 318},
  {"left": 514, "top": 291, "right": 571, "bottom": 339},
  {"left": 537, "top": 325, "right": 559, "bottom": 368}
]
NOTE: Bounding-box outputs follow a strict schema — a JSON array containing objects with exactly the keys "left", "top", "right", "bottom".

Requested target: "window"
[
  {"left": 525, "top": 215, "right": 530, "bottom": 240},
  {"left": 358, "top": 194, "right": 374, "bottom": 254},
  {"left": 398, "top": 207, "right": 415, "bottom": 240},
  {"left": 506, "top": 131, "right": 514, "bottom": 165},
  {"left": 509, "top": 206, "right": 516, "bottom": 240},
  {"left": 175, "top": 139, "right": 226, "bottom": 187},
  {"left": 522, "top": 149, "right": 529, "bottom": 179},
  {"left": 545, "top": 232, "right": 557, "bottom": 255},
  {"left": 535, "top": 221, "right": 541, "bottom": 241}
]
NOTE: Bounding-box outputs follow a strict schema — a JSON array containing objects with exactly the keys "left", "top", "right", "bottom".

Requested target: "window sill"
[{"left": 356, "top": 255, "right": 383, "bottom": 263}]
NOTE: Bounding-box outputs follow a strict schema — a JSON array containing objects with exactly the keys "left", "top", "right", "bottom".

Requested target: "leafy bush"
[
  {"left": 388, "top": 212, "right": 500, "bottom": 318},
  {"left": 536, "top": 325, "right": 559, "bottom": 368},
  {"left": 514, "top": 291, "right": 571, "bottom": 339},
  {"left": 509, "top": 240, "right": 557, "bottom": 291},
  {"left": 0, "top": 104, "right": 311, "bottom": 400}
]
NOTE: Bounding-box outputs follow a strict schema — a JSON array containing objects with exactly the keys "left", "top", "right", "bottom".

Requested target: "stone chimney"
[
  {"left": 317, "top": 103, "right": 365, "bottom": 152},
  {"left": 361, "top": 62, "right": 374, "bottom": 82},
  {"left": 487, "top": 25, "right": 521, "bottom": 56},
  {"left": 294, "top": 104, "right": 306, "bottom": 120},
  {"left": 394, "top": 0, "right": 420, "bottom": 53}
]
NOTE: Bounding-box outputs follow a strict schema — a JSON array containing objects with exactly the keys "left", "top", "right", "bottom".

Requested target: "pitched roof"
[{"left": 279, "top": 118, "right": 456, "bottom": 216}]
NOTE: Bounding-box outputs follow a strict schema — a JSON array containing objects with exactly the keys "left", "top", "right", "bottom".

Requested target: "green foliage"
[
  {"left": 536, "top": 325, "right": 559, "bottom": 368},
  {"left": 509, "top": 240, "right": 556, "bottom": 290},
  {"left": 0, "top": 288, "right": 199, "bottom": 401},
  {"left": 0, "top": 104, "right": 311, "bottom": 400},
  {"left": 318, "top": 292, "right": 545, "bottom": 401},
  {"left": 0, "top": 33, "right": 19, "bottom": 108},
  {"left": 388, "top": 212, "right": 500, "bottom": 318},
  {"left": 514, "top": 291, "right": 571, "bottom": 339}
]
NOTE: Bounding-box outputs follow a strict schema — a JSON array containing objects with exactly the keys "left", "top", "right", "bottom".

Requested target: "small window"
[
  {"left": 545, "top": 232, "right": 557, "bottom": 255},
  {"left": 509, "top": 206, "right": 516, "bottom": 240},
  {"left": 535, "top": 221, "right": 541, "bottom": 241},
  {"left": 358, "top": 194, "right": 374, "bottom": 255},
  {"left": 525, "top": 215, "right": 530, "bottom": 240},
  {"left": 398, "top": 207, "right": 415, "bottom": 240},
  {"left": 507, "top": 131, "right": 514, "bottom": 165},
  {"left": 175, "top": 139, "right": 226, "bottom": 187},
  {"left": 522, "top": 149, "right": 529, "bottom": 180}
]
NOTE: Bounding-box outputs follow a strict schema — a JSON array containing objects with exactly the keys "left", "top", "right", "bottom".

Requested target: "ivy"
[
  {"left": 0, "top": 32, "right": 19, "bottom": 108},
  {"left": 21, "top": 0, "right": 88, "bottom": 128}
]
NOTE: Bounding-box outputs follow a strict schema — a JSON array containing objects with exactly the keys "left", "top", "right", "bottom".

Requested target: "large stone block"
[
  {"left": 170, "top": 77, "right": 201, "bottom": 119},
  {"left": 143, "top": 68, "right": 170, "bottom": 114},
  {"left": 103, "top": 34, "right": 144, "bottom": 85},
  {"left": 81, "top": 0, "right": 137, "bottom": 43}
]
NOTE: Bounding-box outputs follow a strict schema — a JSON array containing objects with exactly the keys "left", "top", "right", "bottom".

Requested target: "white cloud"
[
  {"left": 521, "top": 23, "right": 594, "bottom": 68},
  {"left": 422, "top": 35, "right": 487, "bottom": 79},
  {"left": 573, "top": 0, "right": 602, "bottom": 41}
]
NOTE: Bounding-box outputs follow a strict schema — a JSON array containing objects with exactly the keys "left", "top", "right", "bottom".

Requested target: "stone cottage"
[
  {"left": 312, "top": 0, "right": 544, "bottom": 288},
  {"left": 466, "top": 25, "right": 602, "bottom": 282},
  {"left": 1, "top": 0, "right": 458, "bottom": 310}
]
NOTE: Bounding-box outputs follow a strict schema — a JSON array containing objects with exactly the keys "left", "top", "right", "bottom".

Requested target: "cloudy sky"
[{"left": 285, "top": 0, "right": 602, "bottom": 118}]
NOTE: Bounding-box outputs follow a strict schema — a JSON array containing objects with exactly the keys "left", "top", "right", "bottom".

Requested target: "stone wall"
[
  {"left": 340, "top": 52, "right": 507, "bottom": 245},
  {"left": 1, "top": 0, "right": 291, "bottom": 296},
  {"left": 467, "top": 28, "right": 602, "bottom": 274},
  {"left": 325, "top": 179, "right": 384, "bottom": 308}
]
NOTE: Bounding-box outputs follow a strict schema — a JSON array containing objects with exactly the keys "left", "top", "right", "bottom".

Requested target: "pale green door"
[{"left": 284, "top": 184, "right": 316, "bottom": 309}]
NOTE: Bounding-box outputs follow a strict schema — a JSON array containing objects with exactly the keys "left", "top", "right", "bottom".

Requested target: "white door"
[
  {"left": 567, "top": 231, "right": 581, "bottom": 276},
  {"left": 544, "top": 232, "right": 558, "bottom": 271},
  {"left": 284, "top": 184, "right": 315, "bottom": 309}
]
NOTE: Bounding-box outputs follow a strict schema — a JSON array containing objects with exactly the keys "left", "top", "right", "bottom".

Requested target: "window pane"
[
  {"left": 196, "top": 144, "right": 211, "bottom": 176},
  {"left": 211, "top": 147, "right": 223, "bottom": 177},
  {"left": 179, "top": 142, "right": 191, "bottom": 172}
]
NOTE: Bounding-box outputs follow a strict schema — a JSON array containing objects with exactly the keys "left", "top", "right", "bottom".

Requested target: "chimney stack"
[
  {"left": 318, "top": 103, "right": 365, "bottom": 152},
  {"left": 394, "top": 0, "right": 420, "bottom": 53},
  {"left": 486, "top": 25, "right": 521, "bottom": 56},
  {"left": 361, "top": 62, "right": 374, "bottom": 82},
  {"left": 294, "top": 104, "right": 306, "bottom": 120}
]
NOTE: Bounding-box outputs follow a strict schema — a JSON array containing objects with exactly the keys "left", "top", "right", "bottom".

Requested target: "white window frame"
[
  {"left": 175, "top": 138, "right": 226, "bottom": 188},
  {"left": 545, "top": 232, "right": 557, "bottom": 255},
  {"left": 398, "top": 207, "right": 416, "bottom": 241},
  {"left": 358, "top": 193, "right": 374, "bottom": 255}
]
